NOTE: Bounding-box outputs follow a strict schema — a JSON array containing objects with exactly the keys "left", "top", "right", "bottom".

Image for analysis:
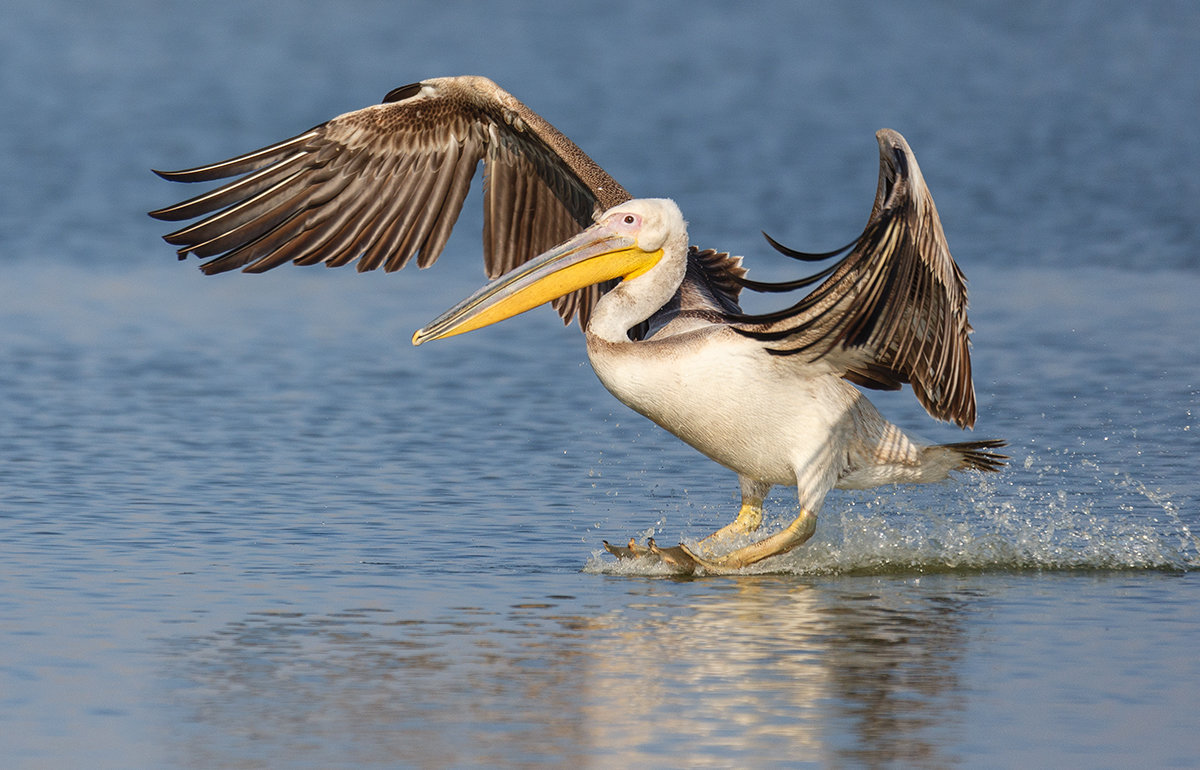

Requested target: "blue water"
[{"left": 2, "top": 1, "right": 1199, "bottom": 767}]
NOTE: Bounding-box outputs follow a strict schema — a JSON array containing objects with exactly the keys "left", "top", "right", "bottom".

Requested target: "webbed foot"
[
  {"left": 603, "top": 537, "right": 701, "bottom": 575},
  {"left": 604, "top": 506, "right": 819, "bottom": 575}
]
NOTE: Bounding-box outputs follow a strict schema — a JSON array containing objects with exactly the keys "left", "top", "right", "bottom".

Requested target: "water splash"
[{"left": 585, "top": 446, "right": 1198, "bottom": 577}]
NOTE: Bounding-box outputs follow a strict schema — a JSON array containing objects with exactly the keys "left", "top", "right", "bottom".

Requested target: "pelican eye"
[{"left": 623, "top": 214, "right": 635, "bottom": 224}]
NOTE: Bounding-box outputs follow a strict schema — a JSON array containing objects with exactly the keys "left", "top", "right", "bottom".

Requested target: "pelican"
[{"left": 151, "top": 76, "right": 1006, "bottom": 574}]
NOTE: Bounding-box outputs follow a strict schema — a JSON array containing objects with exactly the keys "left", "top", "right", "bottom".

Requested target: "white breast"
[{"left": 585, "top": 326, "right": 873, "bottom": 489}]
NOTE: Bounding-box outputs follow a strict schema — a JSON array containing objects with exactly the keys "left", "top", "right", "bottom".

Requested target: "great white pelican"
[{"left": 151, "top": 76, "right": 1006, "bottom": 574}]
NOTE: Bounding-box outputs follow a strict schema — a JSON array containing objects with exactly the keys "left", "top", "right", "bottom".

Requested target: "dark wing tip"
[
  {"left": 150, "top": 167, "right": 203, "bottom": 185},
  {"left": 761, "top": 230, "right": 858, "bottom": 262},
  {"left": 148, "top": 170, "right": 181, "bottom": 218},
  {"left": 942, "top": 439, "right": 1009, "bottom": 472},
  {"left": 382, "top": 82, "right": 423, "bottom": 104}
]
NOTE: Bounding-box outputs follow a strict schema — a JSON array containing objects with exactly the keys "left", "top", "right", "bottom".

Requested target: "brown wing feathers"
[
  {"left": 151, "top": 82, "right": 980, "bottom": 429},
  {"left": 731, "top": 130, "right": 977, "bottom": 428},
  {"left": 149, "top": 76, "right": 629, "bottom": 326}
]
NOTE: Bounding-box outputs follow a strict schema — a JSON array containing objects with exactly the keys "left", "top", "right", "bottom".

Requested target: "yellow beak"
[{"left": 412, "top": 223, "right": 663, "bottom": 345}]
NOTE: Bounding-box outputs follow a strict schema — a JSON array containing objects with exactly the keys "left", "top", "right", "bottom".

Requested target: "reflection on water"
[{"left": 164, "top": 578, "right": 974, "bottom": 767}]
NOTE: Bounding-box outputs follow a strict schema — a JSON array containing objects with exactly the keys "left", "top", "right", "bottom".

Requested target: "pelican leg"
[
  {"left": 695, "top": 477, "right": 771, "bottom": 555},
  {"left": 604, "top": 479, "right": 786, "bottom": 574},
  {"left": 603, "top": 507, "right": 816, "bottom": 575},
  {"left": 679, "top": 508, "right": 818, "bottom": 573}
]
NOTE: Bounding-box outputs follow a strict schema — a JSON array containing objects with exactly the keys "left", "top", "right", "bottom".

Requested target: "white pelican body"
[
  {"left": 592, "top": 326, "right": 897, "bottom": 494},
  {"left": 584, "top": 202, "right": 958, "bottom": 499},
  {"left": 585, "top": 241, "right": 853, "bottom": 493},
  {"left": 152, "top": 76, "right": 1005, "bottom": 573}
]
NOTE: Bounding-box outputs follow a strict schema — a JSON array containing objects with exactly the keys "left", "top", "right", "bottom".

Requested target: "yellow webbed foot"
[{"left": 603, "top": 537, "right": 700, "bottom": 575}]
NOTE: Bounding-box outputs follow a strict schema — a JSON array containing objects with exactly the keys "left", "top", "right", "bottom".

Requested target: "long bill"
[{"left": 412, "top": 224, "right": 663, "bottom": 345}]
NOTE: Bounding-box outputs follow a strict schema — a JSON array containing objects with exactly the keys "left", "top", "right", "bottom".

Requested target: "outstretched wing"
[
  {"left": 733, "top": 129, "right": 977, "bottom": 428},
  {"left": 150, "top": 75, "right": 631, "bottom": 326}
]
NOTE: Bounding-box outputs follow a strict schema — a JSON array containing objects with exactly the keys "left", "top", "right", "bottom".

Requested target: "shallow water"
[{"left": 3, "top": 1, "right": 1200, "bottom": 767}]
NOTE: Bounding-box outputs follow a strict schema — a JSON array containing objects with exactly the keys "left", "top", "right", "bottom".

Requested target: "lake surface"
[{"left": 2, "top": 1, "right": 1198, "bottom": 767}]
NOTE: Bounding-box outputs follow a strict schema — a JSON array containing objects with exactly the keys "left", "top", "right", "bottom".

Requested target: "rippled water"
[{"left": 3, "top": 1, "right": 1199, "bottom": 767}]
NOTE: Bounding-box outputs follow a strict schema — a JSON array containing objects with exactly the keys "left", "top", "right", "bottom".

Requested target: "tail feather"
[{"left": 940, "top": 439, "right": 1008, "bottom": 473}]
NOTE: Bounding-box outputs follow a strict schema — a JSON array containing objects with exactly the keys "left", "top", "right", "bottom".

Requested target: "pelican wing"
[
  {"left": 150, "top": 76, "right": 631, "bottom": 326},
  {"left": 733, "top": 129, "right": 977, "bottom": 427}
]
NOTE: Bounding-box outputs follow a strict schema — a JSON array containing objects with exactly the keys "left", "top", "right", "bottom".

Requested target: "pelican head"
[{"left": 412, "top": 198, "right": 687, "bottom": 345}]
